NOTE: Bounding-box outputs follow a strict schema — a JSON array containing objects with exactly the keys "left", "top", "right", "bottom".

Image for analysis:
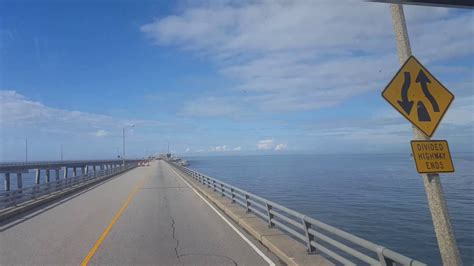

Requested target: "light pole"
[{"left": 122, "top": 124, "right": 135, "bottom": 166}]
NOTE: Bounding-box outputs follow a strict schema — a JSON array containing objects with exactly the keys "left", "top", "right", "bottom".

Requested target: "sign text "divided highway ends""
[{"left": 410, "top": 140, "right": 454, "bottom": 173}]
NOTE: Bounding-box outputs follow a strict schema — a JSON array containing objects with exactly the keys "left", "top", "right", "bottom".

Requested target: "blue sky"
[{"left": 0, "top": 0, "right": 472, "bottom": 161}]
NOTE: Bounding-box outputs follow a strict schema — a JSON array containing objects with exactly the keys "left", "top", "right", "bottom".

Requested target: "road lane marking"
[
  {"left": 167, "top": 164, "right": 276, "bottom": 266},
  {"left": 81, "top": 174, "right": 148, "bottom": 266}
]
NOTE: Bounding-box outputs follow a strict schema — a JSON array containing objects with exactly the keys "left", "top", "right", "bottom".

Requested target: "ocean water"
[{"left": 184, "top": 153, "right": 473, "bottom": 265}]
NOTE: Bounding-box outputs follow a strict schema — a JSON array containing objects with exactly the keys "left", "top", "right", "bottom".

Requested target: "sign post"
[{"left": 389, "top": 4, "right": 461, "bottom": 265}]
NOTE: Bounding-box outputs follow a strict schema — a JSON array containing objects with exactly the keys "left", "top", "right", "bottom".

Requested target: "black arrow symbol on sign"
[
  {"left": 416, "top": 69, "right": 440, "bottom": 112},
  {"left": 397, "top": 72, "right": 414, "bottom": 115}
]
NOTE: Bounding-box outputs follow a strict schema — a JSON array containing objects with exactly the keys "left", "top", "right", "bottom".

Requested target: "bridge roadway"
[{"left": 0, "top": 160, "right": 280, "bottom": 265}]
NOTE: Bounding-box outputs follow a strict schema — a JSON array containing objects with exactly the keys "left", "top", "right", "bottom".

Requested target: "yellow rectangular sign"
[{"left": 410, "top": 140, "right": 454, "bottom": 173}]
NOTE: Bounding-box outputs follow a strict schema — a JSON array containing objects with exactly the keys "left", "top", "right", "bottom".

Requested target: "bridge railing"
[
  {"left": 0, "top": 163, "right": 138, "bottom": 209},
  {"left": 169, "top": 162, "right": 425, "bottom": 266}
]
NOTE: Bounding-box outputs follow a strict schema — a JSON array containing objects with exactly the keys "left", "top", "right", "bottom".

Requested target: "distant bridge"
[{"left": 0, "top": 159, "right": 143, "bottom": 191}]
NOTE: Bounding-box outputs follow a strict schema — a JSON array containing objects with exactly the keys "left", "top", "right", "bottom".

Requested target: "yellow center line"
[{"left": 81, "top": 174, "right": 148, "bottom": 266}]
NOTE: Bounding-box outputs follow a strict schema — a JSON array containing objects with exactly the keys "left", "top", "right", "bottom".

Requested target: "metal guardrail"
[
  {"left": 0, "top": 159, "right": 142, "bottom": 172},
  {"left": 169, "top": 162, "right": 426, "bottom": 266},
  {"left": 0, "top": 163, "right": 138, "bottom": 209}
]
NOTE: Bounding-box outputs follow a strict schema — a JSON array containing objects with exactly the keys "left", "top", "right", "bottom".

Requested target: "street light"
[{"left": 122, "top": 124, "right": 135, "bottom": 165}]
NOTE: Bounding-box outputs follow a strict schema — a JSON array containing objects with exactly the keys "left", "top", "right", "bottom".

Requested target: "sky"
[{"left": 0, "top": 0, "right": 472, "bottom": 161}]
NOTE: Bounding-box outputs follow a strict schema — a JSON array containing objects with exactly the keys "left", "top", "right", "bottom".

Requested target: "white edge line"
[{"left": 167, "top": 164, "right": 276, "bottom": 266}]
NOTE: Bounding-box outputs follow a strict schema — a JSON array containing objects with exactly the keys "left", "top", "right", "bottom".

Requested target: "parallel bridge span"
[{"left": 0, "top": 159, "right": 144, "bottom": 192}]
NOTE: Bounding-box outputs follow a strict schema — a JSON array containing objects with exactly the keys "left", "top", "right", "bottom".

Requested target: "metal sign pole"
[{"left": 390, "top": 4, "right": 461, "bottom": 265}]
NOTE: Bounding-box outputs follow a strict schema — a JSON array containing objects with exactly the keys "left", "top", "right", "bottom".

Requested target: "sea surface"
[{"left": 183, "top": 153, "right": 473, "bottom": 265}]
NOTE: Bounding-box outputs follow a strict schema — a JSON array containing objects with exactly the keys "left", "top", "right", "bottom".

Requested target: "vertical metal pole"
[
  {"left": 25, "top": 139, "right": 28, "bottom": 163},
  {"left": 265, "top": 202, "right": 273, "bottom": 228},
  {"left": 122, "top": 127, "right": 125, "bottom": 166},
  {"left": 301, "top": 216, "right": 315, "bottom": 253},
  {"left": 390, "top": 4, "right": 461, "bottom": 265},
  {"left": 245, "top": 194, "right": 250, "bottom": 213},
  {"left": 4, "top": 173, "right": 11, "bottom": 191}
]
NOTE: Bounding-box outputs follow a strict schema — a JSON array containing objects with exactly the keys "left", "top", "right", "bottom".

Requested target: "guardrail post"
[
  {"left": 245, "top": 194, "right": 250, "bottom": 213},
  {"left": 221, "top": 183, "right": 225, "bottom": 197},
  {"left": 265, "top": 202, "right": 274, "bottom": 228},
  {"left": 301, "top": 216, "right": 316, "bottom": 254},
  {"left": 4, "top": 173, "right": 10, "bottom": 191},
  {"left": 376, "top": 247, "right": 390, "bottom": 266},
  {"left": 230, "top": 188, "right": 235, "bottom": 203},
  {"left": 212, "top": 180, "right": 216, "bottom": 191}
]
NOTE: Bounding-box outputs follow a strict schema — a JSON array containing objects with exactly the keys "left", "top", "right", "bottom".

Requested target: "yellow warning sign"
[
  {"left": 410, "top": 140, "right": 454, "bottom": 173},
  {"left": 382, "top": 56, "right": 454, "bottom": 137}
]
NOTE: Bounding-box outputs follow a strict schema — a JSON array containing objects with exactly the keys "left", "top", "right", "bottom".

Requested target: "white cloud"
[
  {"left": 141, "top": 1, "right": 472, "bottom": 113},
  {"left": 274, "top": 143, "right": 287, "bottom": 151},
  {"left": 94, "top": 129, "right": 108, "bottom": 137},
  {"left": 210, "top": 145, "right": 228, "bottom": 152},
  {"left": 209, "top": 145, "right": 243, "bottom": 152},
  {"left": 0, "top": 90, "right": 164, "bottom": 135},
  {"left": 257, "top": 139, "right": 274, "bottom": 150}
]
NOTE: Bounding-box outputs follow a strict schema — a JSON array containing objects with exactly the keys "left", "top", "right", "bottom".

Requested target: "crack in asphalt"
[
  {"left": 161, "top": 163, "right": 239, "bottom": 266},
  {"left": 171, "top": 217, "right": 180, "bottom": 259}
]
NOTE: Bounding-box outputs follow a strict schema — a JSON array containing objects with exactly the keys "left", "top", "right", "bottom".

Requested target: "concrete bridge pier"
[
  {"left": 35, "top": 169, "right": 41, "bottom": 184},
  {"left": 55, "top": 169, "right": 60, "bottom": 180},
  {"left": 73, "top": 167, "right": 77, "bottom": 177},
  {"left": 64, "top": 167, "right": 68, "bottom": 179},
  {"left": 4, "top": 173, "right": 10, "bottom": 191},
  {"left": 16, "top": 173, "right": 23, "bottom": 191},
  {"left": 45, "top": 169, "right": 50, "bottom": 183}
]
